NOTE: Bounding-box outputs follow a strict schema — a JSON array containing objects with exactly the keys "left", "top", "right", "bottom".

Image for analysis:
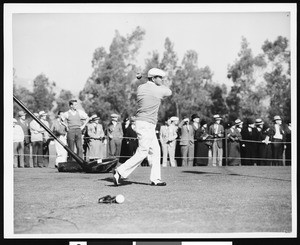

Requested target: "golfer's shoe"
[
  {"left": 112, "top": 169, "right": 122, "bottom": 186},
  {"left": 150, "top": 180, "right": 167, "bottom": 186}
]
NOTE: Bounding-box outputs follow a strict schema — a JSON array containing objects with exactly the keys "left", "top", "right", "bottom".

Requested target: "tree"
[
  {"left": 32, "top": 73, "right": 56, "bottom": 112},
  {"left": 79, "top": 26, "right": 146, "bottom": 123},
  {"left": 262, "top": 36, "right": 291, "bottom": 121},
  {"left": 210, "top": 85, "right": 227, "bottom": 116},
  {"left": 227, "top": 37, "right": 267, "bottom": 121},
  {"left": 54, "top": 89, "right": 74, "bottom": 114},
  {"left": 13, "top": 84, "right": 36, "bottom": 118},
  {"left": 171, "top": 50, "right": 213, "bottom": 119},
  {"left": 158, "top": 38, "right": 179, "bottom": 120}
]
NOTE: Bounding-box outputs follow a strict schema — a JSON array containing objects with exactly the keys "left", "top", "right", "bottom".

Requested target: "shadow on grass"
[
  {"left": 100, "top": 177, "right": 151, "bottom": 187},
  {"left": 182, "top": 169, "right": 291, "bottom": 182}
]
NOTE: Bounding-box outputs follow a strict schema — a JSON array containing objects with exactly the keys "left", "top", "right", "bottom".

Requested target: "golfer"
[{"left": 113, "top": 68, "right": 172, "bottom": 186}]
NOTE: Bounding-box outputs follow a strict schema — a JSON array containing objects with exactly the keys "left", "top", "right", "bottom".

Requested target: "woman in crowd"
[
  {"left": 85, "top": 115, "right": 105, "bottom": 161},
  {"left": 119, "top": 117, "right": 138, "bottom": 164},
  {"left": 194, "top": 119, "right": 212, "bottom": 166},
  {"left": 227, "top": 119, "right": 243, "bottom": 166}
]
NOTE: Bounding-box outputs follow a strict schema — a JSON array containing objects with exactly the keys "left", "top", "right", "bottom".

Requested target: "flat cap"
[{"left": 147, "top": 68, "right": 166, "bottom": 78}]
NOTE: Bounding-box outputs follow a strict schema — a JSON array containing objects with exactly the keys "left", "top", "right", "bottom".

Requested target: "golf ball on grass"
[{"left": 116, "top": 194, "right": 125, "bottom": 204}]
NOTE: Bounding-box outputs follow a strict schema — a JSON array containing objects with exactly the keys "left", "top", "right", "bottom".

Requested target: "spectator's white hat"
[
  {"left": 170, "top": 116, "right": 179, "bottom": 122},
  {"left": 90, "top": 114, "right": 100, "bottom": 121},
  {"left": 273, "top": 115, "right": 282, "bottom": 121},
  {"left": 255, "top": 118, "right": 264, "bottom": 125},
  {"left": 13, "top": 118, "right": 17, "bottom": 123},
  {"left": 147, "top": 68, "right": 166, "bottom": 78},
  {"left": 234, "top": 119, "right": 243, "bottom": 125},
  {"left": 18, "top": 110, "right": 26, "bottom": 117},
  {"left": 111, "top": 113, "right": 119, "bottom": 118},
  {"left": 39, "top": 111, "right": 47, "bottom": 116},
  {"left": 213, "top": 114, "right": 222, "bottom": 120}
]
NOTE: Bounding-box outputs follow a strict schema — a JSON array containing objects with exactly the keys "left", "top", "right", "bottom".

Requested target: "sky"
[{"left": 10, "top": 4, "right": 292, "bottom": 95}]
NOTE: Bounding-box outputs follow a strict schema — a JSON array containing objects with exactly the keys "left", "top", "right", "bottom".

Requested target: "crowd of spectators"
[{"left": 13, "top": 100, "right": 292, "bottom": 168}]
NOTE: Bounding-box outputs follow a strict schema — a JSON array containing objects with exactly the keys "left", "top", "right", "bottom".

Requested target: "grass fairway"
[{"left": 13, "top": 165, "right": 292, "bottom": 236}]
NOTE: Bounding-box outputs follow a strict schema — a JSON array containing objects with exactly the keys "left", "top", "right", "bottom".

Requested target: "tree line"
[{"left": 13, "top": 26, "right": 291, "bottom": 126}]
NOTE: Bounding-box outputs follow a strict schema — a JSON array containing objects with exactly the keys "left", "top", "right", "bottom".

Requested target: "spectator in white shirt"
[{"left": 13, "top": 118, "right": 25, "bottom": 168}]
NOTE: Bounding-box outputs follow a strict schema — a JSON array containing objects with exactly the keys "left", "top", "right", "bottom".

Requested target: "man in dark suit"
[
  {"left": 253, "top": 118, "right": 267, "bottom": 166},
  {"left": 241, "top": 118, "right": 257, "bottom": 165},
  {"left": 17, "top": 110, "right": 31, "bottom": 167},
  {"left": 208, "top": 114, "right": 224, "bottom": 166}
]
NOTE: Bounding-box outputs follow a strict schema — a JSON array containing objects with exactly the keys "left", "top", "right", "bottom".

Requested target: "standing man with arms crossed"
[
  {"left": 63, "top": 99, "right": 90, "bottom": 161},
  {"left": 113, "top": 68, "right": 172, "bottom": 186}
]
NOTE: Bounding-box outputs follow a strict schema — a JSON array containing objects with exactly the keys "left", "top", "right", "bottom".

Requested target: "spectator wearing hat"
[
  {"left": 160, "top": 117, "right": 178, "bottom": 167},
  {"left": 195, "top": 119, "right": 212, "bottom": 166},
  {"left": 208, "top": 114, "right": 224, "bottom": 166},
  {"left": 191, "top": 114, "right": 200, "bottom": 131},
  {"left": 85, "top": 115, "right": 105, "bottom": 161},
  {"left": 178, "top": 116, "right": 195, "bottom": 167},
  {"left": 284, "top": 121, "right": 291, "bottom": 166},
  {"left": 106, "top": 113, "right": 123, "bottom": 159},
  {"left": 13, "top": 118, "right": 25, "bottom": 168},
  {"left": 119, "top": 116, "right": 138, "bottom": 164},
  {"left": 50, "top": 111, "right": 68, "bottom": 167},
  {"left": 241, "top": 118, "right": 258, "bottom": 165},
  {"left": 17, "top": 110, "right": 31, "bottom": 167},
  {"left": 62, "top": 99, "right": 90, "bottom": 161},
  {"left": 113, "top": 67, "right": 172, "bottom": 186},
  {"left": 269, "top": 115, "right": 286, "bottom": 166},
  {"left": 227, "top": 119, "right": 243, "bottom": 166},
  {"left": 39, "top": 111, "right": 51, "bottom": 167},
  {"left": 30, "top": 112, "right": 45, "bottom": 167},
  {"left": 253, "top": 118, "right": 268, "bottom": 165}
]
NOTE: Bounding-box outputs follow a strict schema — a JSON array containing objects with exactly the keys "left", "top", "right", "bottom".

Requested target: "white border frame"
[{"left": 3, "top": 3, "right": 297, "bottom": 239}]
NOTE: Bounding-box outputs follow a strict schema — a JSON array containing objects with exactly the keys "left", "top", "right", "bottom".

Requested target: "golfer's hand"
[{"left": 162, "top": 79, "right": 172, "bottom": 88}]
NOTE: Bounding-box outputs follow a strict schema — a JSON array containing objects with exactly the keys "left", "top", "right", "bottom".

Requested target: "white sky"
[{"left": 10, "top": 4, "right": 292, "bottom": 95}]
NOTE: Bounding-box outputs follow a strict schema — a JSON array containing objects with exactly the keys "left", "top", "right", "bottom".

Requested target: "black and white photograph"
[{"left": 3, "top": 3, "right": 297, "bottom": 241}]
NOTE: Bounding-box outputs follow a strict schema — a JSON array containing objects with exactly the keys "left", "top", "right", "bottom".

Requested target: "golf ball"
[{"left": 116, "top": 194, "right": 125, "bottom": 204}]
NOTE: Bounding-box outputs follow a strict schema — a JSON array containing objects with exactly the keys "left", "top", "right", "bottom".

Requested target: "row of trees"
[{"left": 13, "top": 26, "right": 291, "bottom": 126}]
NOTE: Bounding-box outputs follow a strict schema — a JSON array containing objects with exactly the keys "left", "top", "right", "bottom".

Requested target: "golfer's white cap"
[{"left": 147, "top": 68, "right": 166, "bottom": 78}]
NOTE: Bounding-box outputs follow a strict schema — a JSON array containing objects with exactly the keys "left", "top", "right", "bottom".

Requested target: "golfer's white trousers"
[{"left": 117, "top": 120, "right": 161, "bottom": 182}]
